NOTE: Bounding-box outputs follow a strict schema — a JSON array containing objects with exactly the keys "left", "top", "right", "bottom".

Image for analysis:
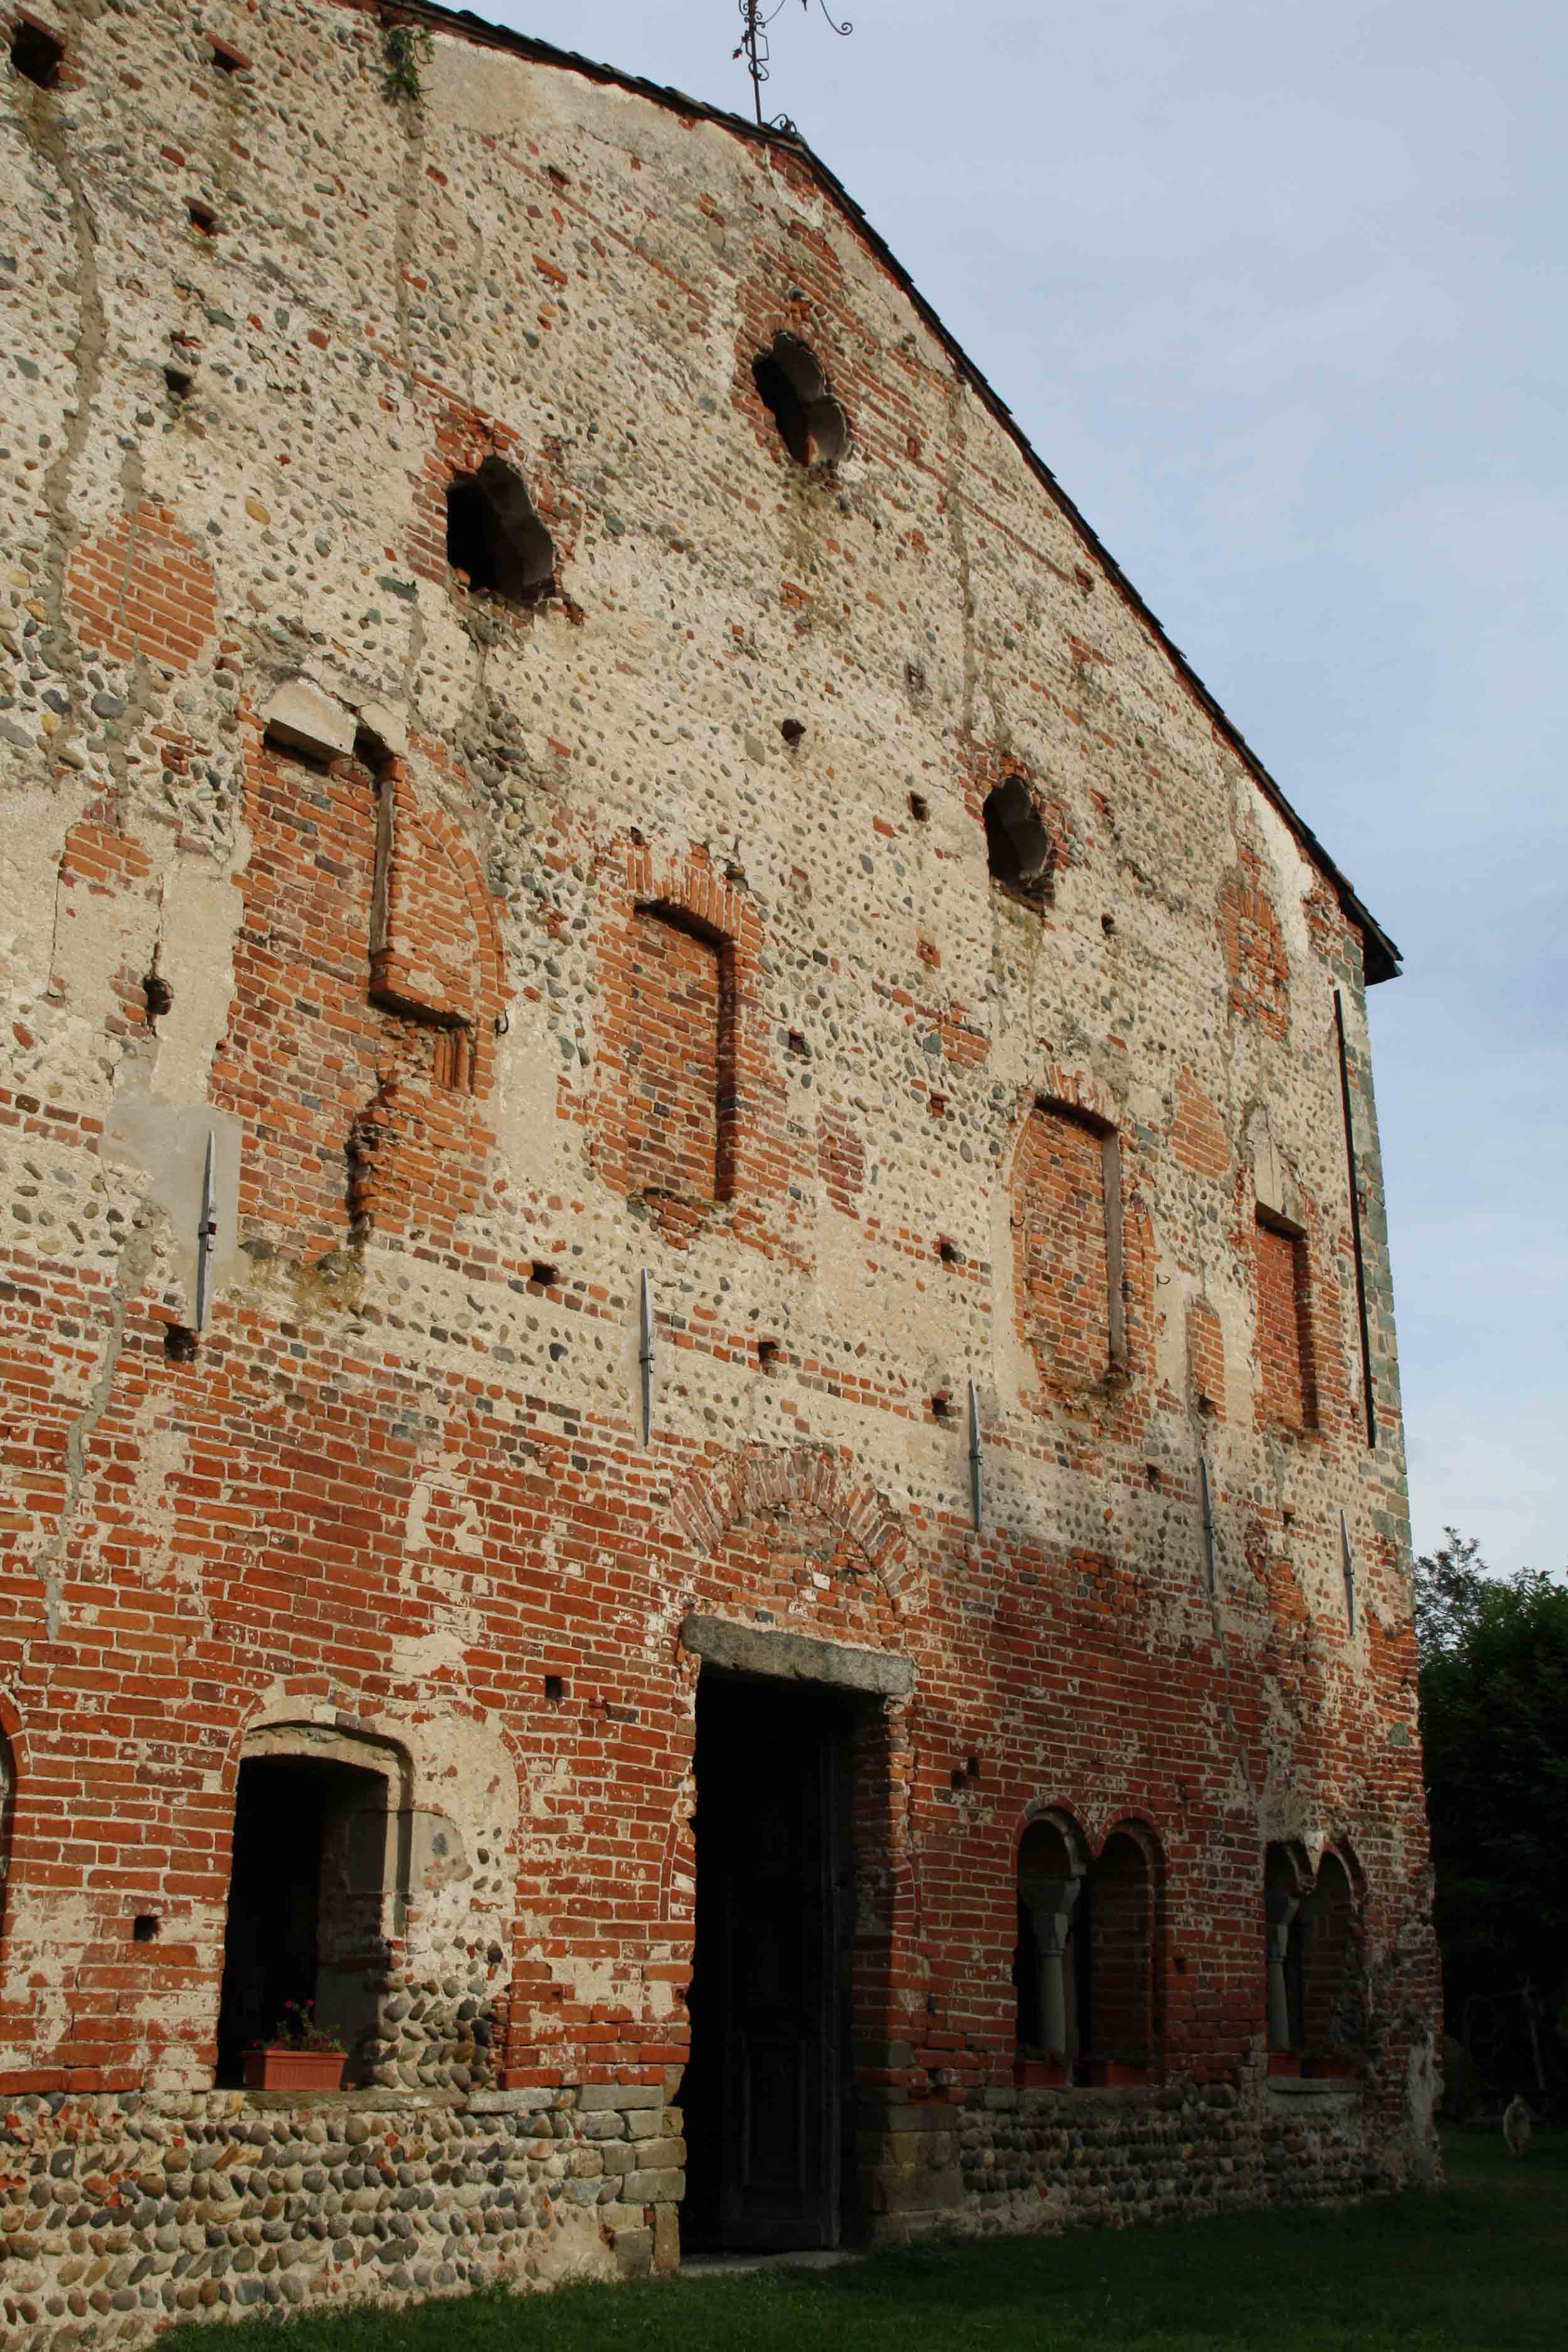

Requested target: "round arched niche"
[{"left": 215, "top": 1705, "right": 519, "bottom": 2092}]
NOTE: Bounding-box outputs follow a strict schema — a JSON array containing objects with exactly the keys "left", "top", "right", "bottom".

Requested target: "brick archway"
[{"left": 668, "top": 1441, "right": 918, "bottom": 1613}]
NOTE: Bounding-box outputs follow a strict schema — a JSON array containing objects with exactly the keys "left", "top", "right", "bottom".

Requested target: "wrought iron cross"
[{"left": 734, "top": 0, "right": 852, "bottom": 131}]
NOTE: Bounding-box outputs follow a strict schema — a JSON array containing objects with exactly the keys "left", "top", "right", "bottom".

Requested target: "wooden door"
[{"left": 687, "top": 1677, "right": 850, "bottom": 2250}]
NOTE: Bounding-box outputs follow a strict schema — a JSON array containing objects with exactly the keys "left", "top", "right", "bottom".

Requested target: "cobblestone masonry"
[{"left": 1, "top": 1, "right": 1438, "bottom": 2344}]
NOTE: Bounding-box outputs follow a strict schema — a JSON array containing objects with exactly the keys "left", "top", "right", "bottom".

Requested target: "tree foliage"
[{"left": 1416, "top": 1530, "right": 1568, "bottom": 2090}]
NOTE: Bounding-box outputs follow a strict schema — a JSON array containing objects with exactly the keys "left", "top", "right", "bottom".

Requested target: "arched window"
[
  {"left": 983, "top": 776, "right": 1051, "bottom": 899},
  {"left": 445, "top": 454, "right": 555, "bottom": 602},
  {"left": 1085, "top": 1827, "right": 1158, "bottom": 2082},
  {"left": 1264, "top": 1841, "right": 1308, "bottom": 2060},
  {"left": 1302, "top": 1850, "right": 1363, "bottom": 2068},
  {"left": 1264, "top": 1842, "right": 1363, "bottom": 2075},
  {"left": 1014, "top": 1816, "right": 1086, "bottom": 2077},
  {"left": 216, "top": 1723, "right": 412, "bottom": 2087},
  {"left": 751, "top": 332, "right": 848, "bottom": 467}
]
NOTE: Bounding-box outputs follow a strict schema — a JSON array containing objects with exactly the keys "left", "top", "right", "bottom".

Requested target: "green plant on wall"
[{"left": 383, "top": 19, "right": 433, "bottom": 103}]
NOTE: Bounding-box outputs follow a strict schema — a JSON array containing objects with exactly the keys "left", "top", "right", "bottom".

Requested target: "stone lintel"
[{"left": 680, "top": 1614, "right": 913, "bottom": 1698}]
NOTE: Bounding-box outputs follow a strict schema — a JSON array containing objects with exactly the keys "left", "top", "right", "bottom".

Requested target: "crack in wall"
[{"left": 33, "top": 1225, "right": 154, "bottom": 1640}]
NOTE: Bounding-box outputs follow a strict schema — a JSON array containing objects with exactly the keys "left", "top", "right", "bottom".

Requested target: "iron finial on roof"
[{"left": 734, "top": 0, "right": 852, "bottom": 132}]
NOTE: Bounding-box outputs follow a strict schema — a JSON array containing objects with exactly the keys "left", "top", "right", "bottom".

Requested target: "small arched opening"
[
  {"left": 1301, "top": 1848, "right": 1364, "bottom": 2071},
  {"left": 984, "top": 776, "right": 1052, "bottom": 899},
  {"left": 445, "top": 453, "right": 555, "bottom": 603},
  {"left": 1014, "top": 1813, "right": 1086, "bottom": 2078},
  {"left": 751, "top": 332, "right": 849, "bottom": 467},
  {"left": 215, "top": 1722, "right": 412, "bottom": 2087},
  {"left": 1264, "top": 1840, "right": 1310, "bottom": 2062},
  {"left": 1086, "top": 1825, "right": 1160, "bottom": 2082}
]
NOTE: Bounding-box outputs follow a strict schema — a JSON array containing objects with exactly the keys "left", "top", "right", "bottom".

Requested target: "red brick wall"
[
  {"left": 1255, "top": 1217, "right": 1316, "bottom": 1431},
  {"left": 1015, "top": 1106, "right": 1111, "bottom": 1392}
]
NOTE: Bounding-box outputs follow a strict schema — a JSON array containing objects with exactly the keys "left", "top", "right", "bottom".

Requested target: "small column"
[
  {"left": 1265, "top": 1885, "right": 1300, "bottom": 2051},
  {"left": 1020, "top": 1873, "right": 1081, "bottom": 2057}
]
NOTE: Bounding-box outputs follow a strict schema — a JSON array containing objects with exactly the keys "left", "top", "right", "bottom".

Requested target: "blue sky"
[{"left": 485, "top": 1, "right": 1567, "bottom": 1576}]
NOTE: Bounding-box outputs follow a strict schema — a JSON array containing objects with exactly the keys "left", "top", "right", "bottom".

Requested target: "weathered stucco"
[{"left": 1, "top": 2, "right": 1436, "bottom": 2344}]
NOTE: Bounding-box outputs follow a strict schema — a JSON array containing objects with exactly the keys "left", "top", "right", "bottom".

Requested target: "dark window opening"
[
  {"left": 445, "top": 454, "right": 555, "bottom": 603},
  {"left": 216, "top": 1747, "right": 404, "bottom": 2088},
  {"left": 751, "top": 332, "right": 849, "bottom": 467},
  {"left": 10, "top": 17, "right": 63, "bottom": 87},
  {"left": 983, "top": 775, "right": 1052, "bottom": 899},
  {"left": 1014, "top": 1818, "right": 1085, "bottom": 2069}
]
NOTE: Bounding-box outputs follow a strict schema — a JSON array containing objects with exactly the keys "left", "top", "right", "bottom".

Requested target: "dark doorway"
[{"left": 682, "top": 1673, "right": 856, "bottom": 2251}]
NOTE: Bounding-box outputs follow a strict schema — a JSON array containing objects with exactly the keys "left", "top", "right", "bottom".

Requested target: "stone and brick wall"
[{"left": 1, "top": 1, "right": 1436, "bottom": 2344}]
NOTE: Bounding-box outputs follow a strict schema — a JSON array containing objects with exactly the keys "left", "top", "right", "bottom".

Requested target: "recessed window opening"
[
  {"left": 1085, "top": 1828, "right": 1159, "bottom": 2080},
  {"left": 10, "top": 16, "right": 63, "bottom": 87},
  {"left": 984, "top": 776, "right": 1052, "bottom": 899},
  {"left": 1255, "top": 1209, "right": 1317, "bottom": 1432},
  {"left": 626, "top": 902, "right": 736, "bottom": 1212},
  {"left": 445, "top": 454, "right": 555, "bottom": 603},
  {"left": 1016, "top": 1099, "right": 1129, "bottom": 1390},
  {"left": 215, "top": 1733, "right": 410, "bottom": 2089},
  {"left": 751, "top": 331, "right": 848, "bottom": 467},
  {"left": 1015, "top": 1817, "right": 1086, "bottom": 2072},
  {"left": 430, "top": 1025, "right": 466, "bottom": 1090}
]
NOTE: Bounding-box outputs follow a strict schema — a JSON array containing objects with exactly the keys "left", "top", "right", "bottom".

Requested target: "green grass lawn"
[{"left": 162, "top": 2129, "right": 1567, "bottom": 2352}]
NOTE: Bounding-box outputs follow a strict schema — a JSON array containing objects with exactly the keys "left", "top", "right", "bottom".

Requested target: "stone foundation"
[{"left": 0, "top": 2084, "right": 682, "bottom": 2352}]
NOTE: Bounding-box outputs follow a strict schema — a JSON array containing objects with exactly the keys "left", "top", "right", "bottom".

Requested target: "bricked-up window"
[
  {"left": 752, "top": 332, "right": 848, "bottom": 467},
  {"left": 1087, "top": 1828, "right": 1159, "bottom": 2076},
  {"left": 1254, "top": 1210, "right": 1316, "bottom": 1431},
  {"left": 1015, "top": 1101, "right": 1127, "bottom": 1394},
  {"left": 984, "top": 776, "right": 1052, "bottom": 901},
  {"left": 9, "top": 14, "right": 65, "bottom": 87},
  {"left": 625, "top": 904, "right": 734, "bottom": 1208},
  {"left": 445, "top": 455, "right": 554, "bottom": 603}
]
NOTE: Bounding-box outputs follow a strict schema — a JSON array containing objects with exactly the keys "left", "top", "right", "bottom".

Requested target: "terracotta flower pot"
[
  {"left": 1085, "top": 2058, "right": 1148, "bottom": 2087},
  {"left": 243, "top": 2046, "right": 346, "bottom": 2092},
  {"left": 1268, "top": 2051, "right": 1303, "bottom": 2079}
]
